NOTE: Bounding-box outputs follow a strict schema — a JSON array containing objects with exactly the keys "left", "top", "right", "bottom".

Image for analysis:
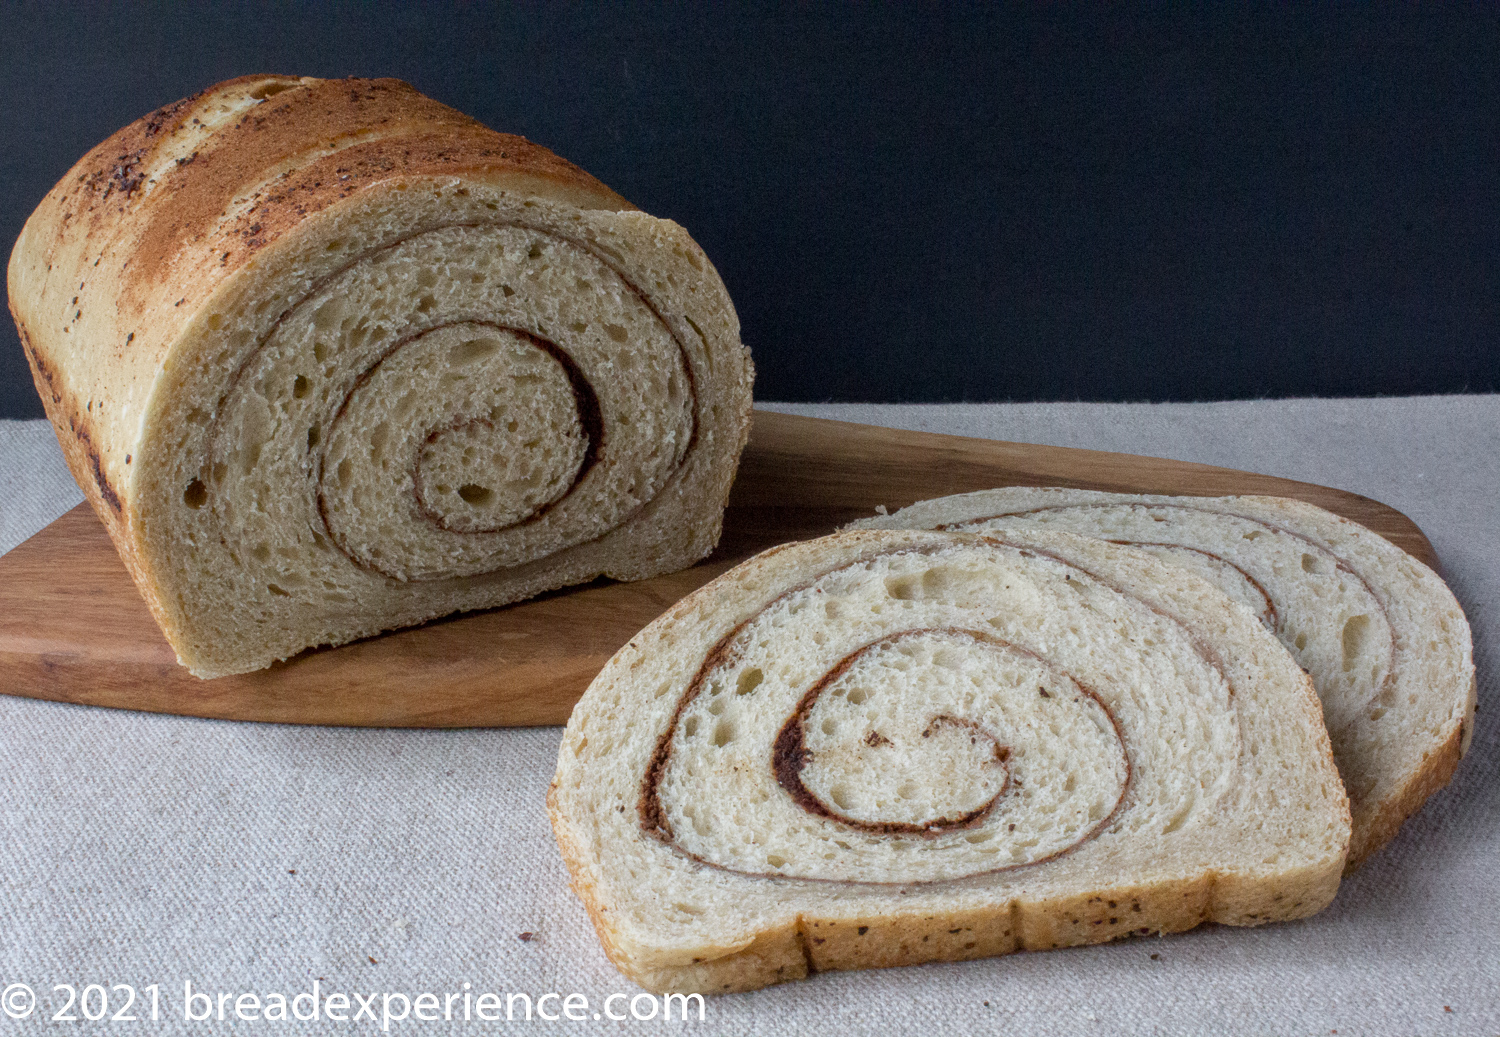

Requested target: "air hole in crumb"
[
  {"left": 604, "top": 323, "right": 628, "bottom": 343},
  {"left": 712, "top": 721, "right": 735, "bottom": 747},
  {"left": 684, "top": 716, "right": 699, "bottom": 737},
  {"left": 183, "top": 479, "right": 208, "bottom": 508},
  {"left": 1342, "top": 614, "right": 1371, "bottom": 671},
  {"left": 527, "top": 243, "right": 543, "bottom": 259},
  {"left": 293, "top": 375, "right": 309, "bottom": 398},
  {"left": 736, "top": 668, "right": 763, "bottom": 696},
  {"left": 454, "top": 337, "right": 499, "bottom": 363},
  {"left": 267, "top": 584, "right": 291, "bottom": 597},
  {"left": 458, "top": 484, "right": 493, "bottom": 505},
  {"left": 885, "top": 574, "right": 919, "bottom": 600},
  {"left": 1301, "top": 553, "right": 1318, "bottom": 573}
]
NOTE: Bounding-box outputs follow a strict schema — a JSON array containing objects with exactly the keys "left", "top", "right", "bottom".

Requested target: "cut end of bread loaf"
[
  {"left": 8, "top": 76, "right": 753, "bottom": 676},
  {"left": 851, "top": 488, "right": 1476, "bottom": 871},
  {"left": 551, "top": 529, "right": 1350, "bottom": 993}
]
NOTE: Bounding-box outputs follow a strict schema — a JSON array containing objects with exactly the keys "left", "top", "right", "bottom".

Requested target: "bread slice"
[
  {"left": 852, "top": 489, "right": 1475, "bottom": 868},
  {"left": 7, "top": 75, "right": 753, "bottom": 677},
  {"left": 550, "top": 529, "right": 1350, "bottom": 993}
]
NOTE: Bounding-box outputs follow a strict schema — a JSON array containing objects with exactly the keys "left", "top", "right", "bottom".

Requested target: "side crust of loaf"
[{"left": 553, "top": 787, "right": 1343, "bottom": 994}]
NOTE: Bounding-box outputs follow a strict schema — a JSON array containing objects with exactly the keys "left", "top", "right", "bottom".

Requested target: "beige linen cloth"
[{"left": 1, "top": 396, "right": 1496, "bottom": 1035}]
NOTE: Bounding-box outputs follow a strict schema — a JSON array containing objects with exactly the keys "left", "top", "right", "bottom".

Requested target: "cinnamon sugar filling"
[{"left": 637, "top": 538, "right": 1250, "bottom": 886}]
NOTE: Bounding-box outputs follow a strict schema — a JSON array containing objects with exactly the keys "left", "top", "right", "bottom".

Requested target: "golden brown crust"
[
  {"left": 116, "top": 80, "right": 630, "bottom": 308},
  {"left": 45, "top": 76, "right": 628, "bottom": 311},
  {"left": 7, "top": 75, "right": 639, "bottom": 613},
  {"left": 556, "top": 761, "right": 1341, "bottom": 996},
  {"left": 11, "top": 303, "right": 150, "bottom": 595},
  {"left": 556, "top": 763, "right": 1343, "bottom": 996},
  {"left": 1348, "top": 712, "right": 1466, "bottom": 870},
  {"left": 577, "top": 866, "right": 1343, "bottom": 996}
]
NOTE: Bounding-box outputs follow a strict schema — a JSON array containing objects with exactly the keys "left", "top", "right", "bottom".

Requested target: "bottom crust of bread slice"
[
  {"left": 851, "top": 490, "right": 1476, "bottom": 870},
  {"left": 550, "top": 529, "right": 1349, "bottom": 994}
]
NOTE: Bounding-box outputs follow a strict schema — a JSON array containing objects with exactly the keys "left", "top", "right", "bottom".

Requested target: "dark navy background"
[{"left": 2, "top": 3, "right": 1496, "bottom": 419}]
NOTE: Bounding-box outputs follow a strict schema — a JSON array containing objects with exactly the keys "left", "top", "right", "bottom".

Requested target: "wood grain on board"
[{"left": 0, "top": 410, "right": 1435, "bottom": 728}]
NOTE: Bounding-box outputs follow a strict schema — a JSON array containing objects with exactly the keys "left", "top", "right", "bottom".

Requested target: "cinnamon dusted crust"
[
  {"left": 8, "top": 76, "right": 753, "bottom": 676},
  {"left": 550, "top": 529, "right": 1350, "bottom": 994}
]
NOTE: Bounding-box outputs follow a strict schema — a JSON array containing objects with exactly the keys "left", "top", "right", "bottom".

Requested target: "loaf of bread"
[
  {"left": 7, "top": 75, "right": 753, "bottom": 677},
  {"left": 852, "top": 489, "right": 1475, "bottom": 868},
  {"left": 550, "top": 529, "right": 1350, "bottom": 993}
]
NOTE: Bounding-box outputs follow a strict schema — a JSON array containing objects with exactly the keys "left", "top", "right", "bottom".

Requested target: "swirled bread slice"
[
  {"left": 7, "top": 75, "right": 752, "bottom": 676},
  {"left": 852, "top": 489, "right": 1475, "bottom": 868},
  {"left": 550, "top": 529, "right": 1349, "bottom": 993}
]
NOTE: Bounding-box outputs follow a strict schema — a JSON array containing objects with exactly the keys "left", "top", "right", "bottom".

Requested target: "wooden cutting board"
[{"left": 0, "top": 410, "right": 1436, "bottom": 728}]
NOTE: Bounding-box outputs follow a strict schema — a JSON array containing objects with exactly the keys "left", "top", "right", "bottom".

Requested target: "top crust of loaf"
[{"left": 7, "top": 75, "right": 635, "bottom": 589}]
